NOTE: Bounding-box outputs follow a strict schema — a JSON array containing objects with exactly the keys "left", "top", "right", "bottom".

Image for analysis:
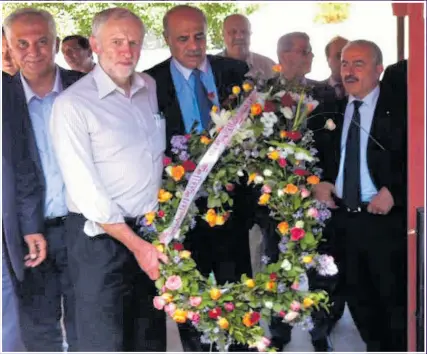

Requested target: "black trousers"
[
  {"left": 333, "top": 208, "right": 407, "bottom": 352},
  {"left": 17, "top": 222, "right": 77, "bottom": 352},
  {"left": 65, "top": 213, "right": 166, "bottom": 352}
]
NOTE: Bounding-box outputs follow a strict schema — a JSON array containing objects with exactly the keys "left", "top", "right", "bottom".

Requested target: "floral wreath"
[{"left": 141, "top": 65, "right": 338, "bottom": 351}]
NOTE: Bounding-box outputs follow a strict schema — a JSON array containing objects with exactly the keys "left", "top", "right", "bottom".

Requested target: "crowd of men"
[{"left": 2, "top": 4, "right": 408, "bottom": 353}]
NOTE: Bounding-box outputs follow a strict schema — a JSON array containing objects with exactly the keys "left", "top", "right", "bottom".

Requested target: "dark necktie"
[
  {"left": 343, "top": 100, "right": 363, "bottom": 210},
  {"left": 192, "top": 69, "right": 212, "bottom": 130}
]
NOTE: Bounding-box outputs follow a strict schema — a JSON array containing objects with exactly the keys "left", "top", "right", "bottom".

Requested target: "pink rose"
[
  {"left": 165, "top": 275, "right": 182, "bottom": 291},
  {"left": 161, "top": 286, "right": 166, "bottom": 293},
  {"left": 163, "top": 156, "right": 172, "bottom": 166},
  {"left": 225, "top": 183, "right": 235, "bottom": 192},
  {"left": 290, "top": 300, "right": 301, "bottom": 311},
  {"left": 307, "top": 207, "right": 319, "bottom": 218},
  {"left": 261, "top": 185, "right": 272, "bottom": 194},
  {"left": 153, "top": 296, "right": 166, "bottom": 310},
  {"left": 301, "top": 188, "right": 311, "bottom": 199},
  {"left": 189, "top": 296, "right": 202, "bottom": 307},
  {"left": 187, "top": 311, "right": 195, "bottom": 319},
  {"left": 164, "top": 303, "right": 176, "bottom": 316},
  {"left": 278, "top": 158, "right": 287, "bottom": 168},
  {"left": 224, "top": 302, "right": 235, "bottom": 312},
  {"left": 290, "top": 227, "right": 305, "bottom": 241},
  {"left": 255, "top": 337, "right": 271, "bottom": 352},
  {"left": 291, "top": 282, "right": 300, "bottom": 290},
  {"left": 191, "top": 312, "right": 201, "bottom": 324}
]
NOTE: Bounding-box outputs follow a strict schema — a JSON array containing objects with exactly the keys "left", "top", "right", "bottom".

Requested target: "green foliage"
[
  {"left": 1, "top": 1, "right": 259, "bottom": 49},
  {"left": 313, "top": 2, "right": 351, "bottom": 24}
]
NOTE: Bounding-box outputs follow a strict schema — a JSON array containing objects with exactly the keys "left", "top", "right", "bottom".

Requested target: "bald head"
[
  {"left": 222, "top": 14, "right": 251, "bottom": 60},
  {"left": 163, "top": 5, "right": 206, "bottom": 37}
]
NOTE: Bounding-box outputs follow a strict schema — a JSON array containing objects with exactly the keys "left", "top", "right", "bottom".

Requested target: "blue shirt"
[
  {"left": 335, "top": 86, "right": 380, "bottom": 203},
  {"left": 21, "top": 67, "right": 68, "bottom": 218},
  {"left": 170, "top": 58, "right": 220, "bottom": 133}
]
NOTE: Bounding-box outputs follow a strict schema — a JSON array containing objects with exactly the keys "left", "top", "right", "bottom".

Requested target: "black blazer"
[
  {"left": 145, "top": 55, "right": 249, "bottom": 150},
  {"left": 310, "top": 84, "right": 407, "bottom": 208}
]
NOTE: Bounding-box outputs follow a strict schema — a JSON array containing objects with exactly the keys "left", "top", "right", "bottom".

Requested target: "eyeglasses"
[{"left": 284, "top": 48, "right": 313, "bottom": 56}]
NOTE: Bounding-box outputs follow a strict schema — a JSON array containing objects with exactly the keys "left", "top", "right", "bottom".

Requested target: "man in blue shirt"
[{"left": 4, "top": 8, "right": 84, "bottom": 351}]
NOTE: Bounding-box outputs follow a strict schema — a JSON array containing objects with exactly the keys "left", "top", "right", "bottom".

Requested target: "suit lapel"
[{"left": 333, "top": 97, "right": 347, "bottom": 167}]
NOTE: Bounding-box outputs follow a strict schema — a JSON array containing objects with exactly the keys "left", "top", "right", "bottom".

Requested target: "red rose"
[
  {"left": 287, "top": 131, "right": 302, "bottom": 141},
  {"left": 290, "top": 227, "right": 306, "bottom": 241},
  {"left": 184, "top": 134, "right": 191, "bottom": 140},
  {"left": 279, "top": 310, "right": 286, "bottom": 318},
  {"left": 263, "top": 100, "right": 276, "bottom": 113},
  {"left": 250, "top": 312, "right": 261, "bottom": 324},
  {"left": 225, "top": 183, "right": 235, "bottom": 192},
  {"left": 278, "top": 158, "right": 287, "bottom": 168},
  {"left": 173, "top": 243, "right": 184, "bottom": 251},
  {"left": 294, "top": 169, "right": 310, "bottom": 176},
  {"left": 163, "top": 156, "right": 172, "bottom": 166},
  {"left": 208, "top": 307, "right": 222, "bottom": 319},
  {"left": 182, "top": 160, "right": 196, "bottom": 172},
  {"left": 281, "top": 93, "right": 294, "bottom": 107},
  {"left": 269, "top": 272, "right": 278, "bottom": 281},
  {"left": 157, "top": 210, "right": 165, "bottom": 218}
]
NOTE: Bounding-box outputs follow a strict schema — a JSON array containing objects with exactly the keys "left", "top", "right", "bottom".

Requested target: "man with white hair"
[
  {"left": 51, "top": 8, "right": 168, "bottom": 351},
  {"left": 4, "top": 8, "right": 84, "bottom": 351}
]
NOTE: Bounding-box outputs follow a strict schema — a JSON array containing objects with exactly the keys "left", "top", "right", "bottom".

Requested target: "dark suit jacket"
[
  {"left": 381, "top": 59, "right": 407, "bottom": 119},
  {"left": 2, "top": 73, "right": 44, "bottom": 281},
  {"left": 9, "top": 67, "right": 85, "bottom": 206},
  {"left": 309, "top": 83, "right": 407, "bottom": 208}
]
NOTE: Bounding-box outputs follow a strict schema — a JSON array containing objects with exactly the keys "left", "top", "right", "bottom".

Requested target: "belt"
[
  {"left": 45, "top": 216, "right": 67, "bottom": 228},
  {"left": 333, "top": 197, "right": 369, "bottom": 213}
]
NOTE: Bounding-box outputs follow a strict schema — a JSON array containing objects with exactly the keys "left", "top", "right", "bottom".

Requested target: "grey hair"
[
  {"left": 92, "top": 7, "right": 145, "bottom": 38},
  {"left": 222, "top": 14, "right": 251, "bottom": 31},
  {"left": 3, "top": 7, "right": 57, "bottom": 41},
  {"left": 163, "top": 5, "right": 207, "bottom": 37},
  {"left": 277, "top": 32, "right": 310, "bottom": 58},
  {"left": 342, "top": 39, "right": 383, "bottom": 65}
]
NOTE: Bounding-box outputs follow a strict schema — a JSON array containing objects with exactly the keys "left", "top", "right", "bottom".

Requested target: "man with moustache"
[
  {"left": 4, "top": 8, "right": 84, "bottom": 351},
  {"left": 61, "top": 35, "right": 95, "bottom": 73},
  {"left": 313, "top": 40, "right": 407, "bottom": 351},
  {"left": 146, "top": 5, "right": 254, "bottom": 352},
  {"left": 2, "top": 27, "right": 19, "bottom": 75},
  {"left": 50, "top": 8, "right": 168, "bottom": 352},
  {"left": 218, "top": 14, "right": 276, "bottom": 81}
]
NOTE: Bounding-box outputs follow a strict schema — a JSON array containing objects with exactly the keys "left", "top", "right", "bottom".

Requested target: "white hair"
[
  {"left": 343, "top": 40, "right": 383, "bottom": 65},
  {"left": 3, "top": 7, "right": 57, "bottom": 41},
  {"left": 91, "top": 7, "right": 145, "bottom": 38}
]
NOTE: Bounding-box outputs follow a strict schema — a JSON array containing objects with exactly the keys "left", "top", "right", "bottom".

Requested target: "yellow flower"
[
  {"left": 302, "top": 255, "right": 313, "bottom": 263},
  {"left": 232, "top": 86, "right": 241, "bottom": 95},
  {"left": 242, "top": 82, "right": 253, "bottom": 92},
  {"left": 258, "top": 193, "right": 271, "bottom": 205},
  {"left": 156, "top": 244, "right": 165, "bottom": 253},
  {"left": 215, "top": 215, "right": 225, "bottom": 226},
  {"left": 200, "top": 136, "right": 212, "bottom": 145},
  {"left": 250, "top": 103, "right": 263, "bottom": 116},
  {"left": 280, "top": 130, "right": 287, "bottom": 139},
  {"left": 307, "top": 175, "right": 320, "bottom": 185},
  {"left": 277, "top": 221, "right": 289, "bottom": 235},
  {"left": 210, "top": 288, "right": 222, "bottom": 300},
  {"left": 272, "top": 64, "right": 282, "bottom": 73},
  {"left": 303, "top": 297, "right": 314, "bottom": 308},
  {"left": 245, "top": 279, "right": 255, "bottom": 288},
  {"left": 205, "top": 209, "right": 217, "bottom": 227},
  {"left": 267, "top": 150, "right": 280, "bottom": 160},
  {"left": 211, "top": 105, "right": 219, "bottom": 113},
  {"left": 242, "top": 313, "right": 252, "bottom": 327},
  {"left": 158, "top": 189, "right": 173, "bottom": 203},
  {"left": 145, "top": 212, "right": 156, "bottom": 225},
  {"left": 248, "top": 173, "right": 258, "bottom": 185},
  {"left": 179, "top": 250, "right": 191, "bottom": 259},
  {"left": 172, "top": 309, "right": 188, "bottom": 323},
  {"left": 161, "top": 293, "right": 173, "bottom": 303},
  {"left": 171, "top": 165, "right": 185, "bottom": 182},
  {"left": 283, "top": 184, "right": 298, "bottom": 195},
  {"left": 265, "top": 281, "right": 277, "bottom": 292},
  {"left": 218, "top": 317, "right": 229, "bottom": 330}
]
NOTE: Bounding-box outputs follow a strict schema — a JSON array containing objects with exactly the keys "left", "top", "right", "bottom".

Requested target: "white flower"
[
  {"left": 263, "top": 169, "right": 272, "bottom": 177},
  {"left": 165, "top": 166, "right": 173, "bottom": 177},
  {"left": 274, "top": 90, "right": 287, "bottom": 98},
  {"left": 281, "top": 106, "right": 294, "bottom": 119},
  {"left": 316, "top": 255, "right": 339, "bottom": 276},
  {"left": 233, "top": 119, "right": 255, "bottom": 143},
  {"left": 237, "top": 170, "right": 244, "bottom": 177},
  {"left": 295, "top": 151, "right": 314, "bottom": 162},
  {"left": 268, "top": 147, "right": 275, "bottom": 152},
  {"left": 325, "top": 119, "right": 336, "bottom": 131},
  {"left": 262, "top": 128, "right": 274, "bottom": 137},
  {"left": 254, "top": 175, "right": 264, "bottom": 184},
  {"left": 281, "top": 259, "right": 292, "bottom": 271},
  {"left": 284, "top": 310, "right": 300, "bottom": 322},
  {"left": 277, "top": 189, "right": 284, "bottom": 197},
  {"left": 175, "top": 190, "right": 183, "bottom": 198},
  {"left": 295, "top": 221, "right": 304, "bottom": 229},
  {"left": 264, "top": 301, "right": 273, "bottom": 309}
]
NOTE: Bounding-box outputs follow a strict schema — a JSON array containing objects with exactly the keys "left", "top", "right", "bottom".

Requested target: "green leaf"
[{"left": 155, "top": 277, "right": 165, "bottom": 289}]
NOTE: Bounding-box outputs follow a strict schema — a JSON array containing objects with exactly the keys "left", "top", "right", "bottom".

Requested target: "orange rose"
[
  {"left": 158, "top": 189, "right": 173, "bottom": 203},
  {"left": 258, "top": 193, "right": 271, "bottom": 206},
  {"left": 307, "top": 175, "right": 320, "bottom": 185},
  {"left": 242, "top": 313, "right": 253, "bottom": 327},
  {"left": 215, "top": 215, "right": 225, "bottom": 226},
  {"left": 200, "top": 136, "right": 212, "bottom": 145},
  {"left": 205, "top": 209, "right": 217, "bottom": 227},
  {"left": 218, "top": 317, "right": 229, "bottom": 330},
  {"left": 265, "top": 281, "right": 277, "bottom": 292},
  {"left": 210, "top": 288, "right": 222, "bottom": 300},
  {"left": 211, "top": 105, "right": 219, "bottom": 113},
  {"left": 267, "top": 150, "right": 280, "bottom": 160},
  {"left": 248, "top": 173, "right": 257, "bottom": 185},
  {"left": 277, "top": 221, "right": 289, "bottom": 235},
  {"left": 272, "top": 64, "right": 282, "bottom": 73},
  {"left": 171, "top": 165, "right": 185, "bottom": 182},
  {"left": 161, "top": 293, "right": 173, "bottom": 303},
  {"left": 242, "top": 82, "right": 253, "bottom": 92},
  {"left": 280, "top": 130, "right": 287, "bottom": 138},
  {"left": 172, "top": 309, "right": 188, "bottom": 323},
  {"left": 250, "top": 103, "right": 263, "bottom": 116},
  {"left": 283, "top": 184, "right": 298, "bottom": 194}
]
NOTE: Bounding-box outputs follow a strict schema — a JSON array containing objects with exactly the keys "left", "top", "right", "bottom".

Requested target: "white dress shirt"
[{"left": 50, "top": 64, "right": 165, "bottom": 236}]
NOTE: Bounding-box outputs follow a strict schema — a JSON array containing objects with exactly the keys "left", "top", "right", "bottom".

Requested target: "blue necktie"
[{"left": 192, "top": 69, "right": 212, "bottom": 130}]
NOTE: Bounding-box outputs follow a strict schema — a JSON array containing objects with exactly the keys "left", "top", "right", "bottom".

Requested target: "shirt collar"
[
  {"left": 171, "top": 57, "right": 209, "bottom": 81},
  {"left": 20, "top": 66, "right": 63, "bottom": 104},
  {"left": 328, "top": 76, "right": 341, "bottom": 87},
  {"left": 348, "top": 85, "right": 380, "bottom": 108},
  {"left": 92, "top": 64, "right": 146, "bottom": 99}
]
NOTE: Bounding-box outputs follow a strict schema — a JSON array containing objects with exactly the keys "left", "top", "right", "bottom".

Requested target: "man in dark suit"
[
  {"left": 4, "top": 8, "right": 84, "bottom": 351},
  {"left": 2, "top": 72, "right": 46, "bottom": 352},
  {"left": 146, "top": 5, "right": 254, "bottom": 352},
  {"left": 313, "top": 40, "right": 407, "bottom": 352},
  {"left": 381, "top": 59, "right": 407, "bottom": 119}
]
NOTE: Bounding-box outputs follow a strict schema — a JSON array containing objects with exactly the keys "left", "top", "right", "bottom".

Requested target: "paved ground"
[{"left": 166, "top": 304, "right": 366, "bottom": 352}]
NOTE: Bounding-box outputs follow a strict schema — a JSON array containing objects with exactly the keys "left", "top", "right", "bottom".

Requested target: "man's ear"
[
  {"left": 163, "top": 31, "right": 169, "bottom": 46},
  {"left": 89, "top": 35, "right": 99, "bottom": 55}
]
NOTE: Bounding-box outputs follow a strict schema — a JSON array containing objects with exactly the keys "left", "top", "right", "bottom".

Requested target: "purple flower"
[
  {"left": 173, "top": 255, "right": 181, "bottom": 264},
  {"left": 179, "top": 150, "right": 190, "bottom": 161},
  {"left": 261, "top": 255, "right": 271, "bottom": 265},
  {"left": 278, "top": 242, "right": 288, "bottom": 253},
  {"left": 309, "top": 147, "right": 318, "bottom": 156},
  {"left": 293, "top": 210, "right": 304, "bottom": 219},
  {"left": 171, "top": 135, "right": 188, "bottom": 150},
  {"left": 251, "top": 149, "right": 260, "bottom": 158},
  {"left": 190, "top": 217, "right": 197, "bottom": 230},
  {"left": 244, "top": 150, "right": 251, "bottom": 158},
  {"left": 277, "top": 282, "right": 287, "bottom": 293}
]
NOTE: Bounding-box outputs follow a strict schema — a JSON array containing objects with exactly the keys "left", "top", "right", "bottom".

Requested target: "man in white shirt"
[
  {"left": 50, "top": 8, "right": 168, "bottom": 352},
  {"left": 218, "top": 14, "right": 276, "bottom": 81}
]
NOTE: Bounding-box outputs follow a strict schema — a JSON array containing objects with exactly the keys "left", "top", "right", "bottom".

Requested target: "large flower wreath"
[{"left": 141, "top": 66, "right": 338, "bottom": 351}]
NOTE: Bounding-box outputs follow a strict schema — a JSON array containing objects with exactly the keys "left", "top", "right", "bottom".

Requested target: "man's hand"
[
  {"left": 23, "top": 233, "right": 47, "bottom": 267},
  {"left": 130, "top": 238, "right": 169, "bottom": 280},
  {"left": 367, "top": 187, "right": 394, "bottom": 215},
  {"left": 313, "top": 182, "right": 338, "bottom": 209}
]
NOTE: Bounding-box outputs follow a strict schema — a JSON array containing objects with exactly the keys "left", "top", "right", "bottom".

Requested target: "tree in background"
[
  {"left": 313, "top": 2, "right": 351, "bottom": 24},
  {"left": 1, "top": 2, "right": 258, "bottom": 49}
]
